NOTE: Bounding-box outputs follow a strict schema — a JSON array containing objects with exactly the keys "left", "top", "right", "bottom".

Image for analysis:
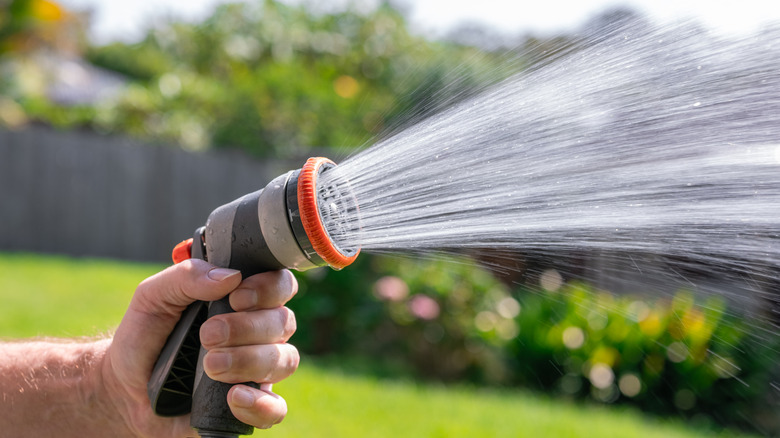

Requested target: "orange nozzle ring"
[{"left": 297, "top": 157, "right": 359, "bottom": 270}]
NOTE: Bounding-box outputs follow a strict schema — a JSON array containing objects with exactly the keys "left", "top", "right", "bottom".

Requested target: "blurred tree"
[
  {"left": 3, "top": 2, "right": 649, "bottom": 155},
  {"left": 0, "top": 0, "right": 86, "bottom": 55},
  {"left": 81, "top": 0, "right": 512, "bottom": 155},
  {"left": 0, "top": 0, "right": 94, "bottom": 128}
]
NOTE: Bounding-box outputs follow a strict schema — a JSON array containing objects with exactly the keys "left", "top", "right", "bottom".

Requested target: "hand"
[{"left": 102, "top": 259, "right": 300, "bottom": 437}]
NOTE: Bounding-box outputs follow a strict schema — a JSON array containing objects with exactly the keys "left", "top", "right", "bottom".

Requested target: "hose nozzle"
[
  {"left": 290, "top": 157, "right": 360, "bottom": 270},
  {"left": 199, "top": 157, "right": 360, "bottom": 276},
  {"left": 151, "top": 157, "right": 361, "bottom": 434}
]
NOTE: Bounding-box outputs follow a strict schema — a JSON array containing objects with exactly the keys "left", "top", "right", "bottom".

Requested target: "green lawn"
[
  {"left": 269, "top": 361, "right": 754, "bottom": 438},
  {"left": 0, "top": 252, "right": 160, "bottom": 338},
  {"left": 0, "top": 252, "right": 754, "bottom": 438}
]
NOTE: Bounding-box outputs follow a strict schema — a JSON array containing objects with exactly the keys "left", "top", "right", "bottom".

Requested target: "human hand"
[{"left": 102, "top": 259, "right": 299, "bottom": 437}]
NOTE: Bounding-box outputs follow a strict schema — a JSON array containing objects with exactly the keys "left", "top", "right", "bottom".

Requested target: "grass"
[
  {"left": 0, "top": 252, "right": 756, "bottom": 438},
  {"left": 0, "top": 252, "right": 163, "bottom": 338},
  {"left": 268, "top": 360, "right": 753, "bottom": 438}
]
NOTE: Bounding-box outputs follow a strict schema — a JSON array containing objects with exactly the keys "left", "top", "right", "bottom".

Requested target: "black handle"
[
  {"left": 148, "top": 228, "right": 265, "bottom": 437},
  {"left": 148, "top": 299, "right": 256, "bottom": 436},
  {"left": 190, "top": 297, "right": 257, "bottom": 437},
  {"left": 148, "top": 300, "right": 207, "bottom": 416},
  {"left": 148, "top": 228, "right": 210, "bottom": 418}
]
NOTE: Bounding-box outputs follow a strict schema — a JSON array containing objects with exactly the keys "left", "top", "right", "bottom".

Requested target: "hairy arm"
[{"left": 0, "top": 338, "right": 123, "bottom": 437}]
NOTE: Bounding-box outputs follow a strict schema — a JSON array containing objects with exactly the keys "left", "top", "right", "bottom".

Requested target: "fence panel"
[{"left": 0, "top": 127, "right": 297, "bottom": 262}]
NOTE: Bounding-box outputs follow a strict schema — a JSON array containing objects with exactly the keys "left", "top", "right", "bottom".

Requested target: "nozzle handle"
[
  {"left": 148, "top": 228, "right": 257, "bottom": 436},
  {"left": 150, "top": 216, "right": 284, "bottom": 436},
  {"left": 148, "top": 228, "right": 209, "bottom": 417},
  {"left": 190, "top": 296, "right": 256, "bottom": 437}
]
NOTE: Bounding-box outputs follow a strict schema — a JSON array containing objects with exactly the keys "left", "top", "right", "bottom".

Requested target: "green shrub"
[
  {"left": 291, "top": 254, "right": 779, "bottom": 434},
  {"left": 291, "top": 254, "right": 512, "bottom": 381},
  {"left": 502, "top": 281, "right": 779, "bottom": 433}
]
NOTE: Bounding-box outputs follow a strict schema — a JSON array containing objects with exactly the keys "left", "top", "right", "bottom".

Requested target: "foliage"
[
  {"left": 291, "top": 254, "right": 780, "bottom": 435},
  {"left": 0, "top": 0, "right": 66, "bottom": 55},
  {"left": 0, "top": 0, "right": 92, "bottom": 128},
  {"left": 291, "top": 254, "right": 513, "bottom": 382},
  {"left": 502, "top": 282, "right": 779, "bottom": 434},
  {"left": 0, "top": 0, "right": 512, "bottom": 151},
  {"left": 67, "top": 0, "right": 506, "bottom": 156}
]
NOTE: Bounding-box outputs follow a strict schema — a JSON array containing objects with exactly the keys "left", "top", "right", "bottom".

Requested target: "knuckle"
[
  {"left": 260, "top": 347, "right": 282, "bottom": 382},
  {"left": 179, "top": 258, "right": 205, "bottom": 282},
  {"left": 284, "top": 270, "right": 299, "bottom": 297},
  {"left": 282, "top": 308, "right": 297, "bottom": 340},
  {"left": 256, "top": 395, "right": 287, "bottom": 429},
  {"left": 265, "top": 345, "right": 282, "bottom": 366},
  {"left": 261, "top": 307, "right": 293, "bottom": 342},
  {"left": 285, "top": 344, "right": 300, "bottom": 372}
]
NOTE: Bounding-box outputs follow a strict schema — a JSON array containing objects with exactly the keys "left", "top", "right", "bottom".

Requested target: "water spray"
[
  {"left": 146, "top": 19, "right": 780, "bottom": 435},
  {"left": 147, "top": 157, "right": 360, "bottom": 437}
]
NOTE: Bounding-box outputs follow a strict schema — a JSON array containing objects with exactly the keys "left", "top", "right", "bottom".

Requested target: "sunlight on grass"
[
  {"left": 0, "top": 252, "right": 163, "bottom": 338},
  {"left": 265, "top": 360, "right": 750, "bottom": 438}
]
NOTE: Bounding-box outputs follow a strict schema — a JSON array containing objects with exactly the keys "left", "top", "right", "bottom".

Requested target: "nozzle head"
[{"left": 296, "top": 157, "right": 360, "bottom": 270}]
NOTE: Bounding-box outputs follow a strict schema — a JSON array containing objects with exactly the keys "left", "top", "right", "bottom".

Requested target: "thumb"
[
  {"left": 133, "top": 259, "right": 242, "bottom": 316},
  {"left": 107, "top": 259, "right": 243, "bottom": 397}
]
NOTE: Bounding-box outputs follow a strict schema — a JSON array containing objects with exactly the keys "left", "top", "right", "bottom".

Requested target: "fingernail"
[
  {"left": 208, "top": 268, "right": 241, "bottom": 282},
  {"left": 205, "top": 351, "right": 232, "bottom": 374},
  {"left": 200, "top": 319, "right": 228, "bottom": 346},
  {"left": 231, "top": 288, "right": 258, "bottom": 310},
  {"left": 232, "top": 386, "right": 256, "bottom": 408}
]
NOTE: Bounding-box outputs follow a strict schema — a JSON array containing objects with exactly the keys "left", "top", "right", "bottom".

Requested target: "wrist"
[{"left": 89, "top": 338, "right": 137, "bottom": 437}]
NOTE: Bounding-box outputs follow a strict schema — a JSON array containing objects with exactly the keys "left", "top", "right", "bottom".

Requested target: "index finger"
[{"left": 229, "top": 270, "right": 298, "bottom": 311}]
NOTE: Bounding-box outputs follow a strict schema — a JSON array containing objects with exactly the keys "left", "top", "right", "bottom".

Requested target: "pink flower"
[
  {"left": 373, "top": 276, "right": 409, "bottom": 301},
  {"left": 409, "top": 294, "right": 440, "bottom": 320}
]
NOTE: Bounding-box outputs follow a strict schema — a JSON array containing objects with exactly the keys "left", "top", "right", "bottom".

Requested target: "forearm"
[{"left": 0, "top": 338, "right": 129, "bottom": 437}]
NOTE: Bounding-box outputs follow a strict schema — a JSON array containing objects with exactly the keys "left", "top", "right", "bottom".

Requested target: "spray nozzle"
[
  {"left": 151, "top": 157, "right": 362, "bottom": 436},
  {"left": 201, "top": 156, "right": 362, "bottom": 275},
  {"left": 293, "top": 157, "right": 360, "bottom": 269}
]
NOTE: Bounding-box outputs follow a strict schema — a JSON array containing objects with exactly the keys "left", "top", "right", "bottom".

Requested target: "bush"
[
  {"left": 503, "top": 281, "right": 779, "bottom": 433},
  {"left": 291, "top": 254, "right": 512, "bottom": 383},
  {"left": 290, "top": 254, "right": 779, "bottom": 434}
]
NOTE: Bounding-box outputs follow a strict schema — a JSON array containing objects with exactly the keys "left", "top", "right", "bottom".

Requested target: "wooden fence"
[{"left": 0, "top": 127, "right": 302, "bottom": 262}]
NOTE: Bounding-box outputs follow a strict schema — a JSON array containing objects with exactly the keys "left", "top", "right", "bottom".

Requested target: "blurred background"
[{"left": 1, "top": 0, "right": 778, "bottom": 436}]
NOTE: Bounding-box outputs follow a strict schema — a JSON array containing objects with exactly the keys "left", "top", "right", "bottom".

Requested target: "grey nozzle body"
[
  {"left": 204, "top": 171, "right": 321, "bottom": 276},
  {"left": 258, "top": 172, "right": 320, "bottom": 270}
]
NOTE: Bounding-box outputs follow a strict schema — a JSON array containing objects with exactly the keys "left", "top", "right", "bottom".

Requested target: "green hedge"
[{"left": 290, "top": 254, "right": 779, "bottom": 434}]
